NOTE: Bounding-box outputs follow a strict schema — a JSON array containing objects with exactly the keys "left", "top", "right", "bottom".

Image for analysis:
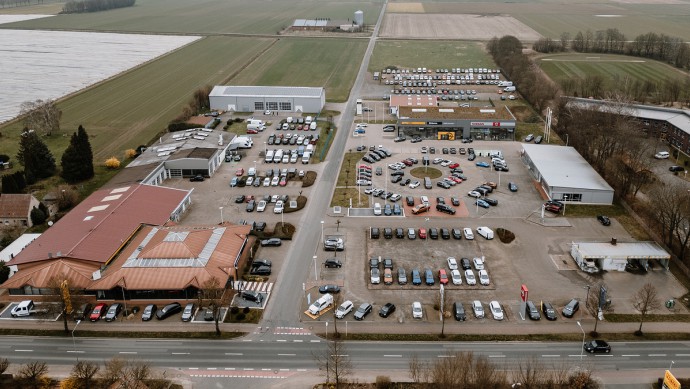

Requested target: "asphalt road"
[{"left": 261, "top": 0, "right": 388, "bottom": 331}]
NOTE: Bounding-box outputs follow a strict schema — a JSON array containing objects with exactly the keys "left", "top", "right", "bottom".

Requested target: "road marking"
[
  {"left": 384, "top": 355, "right": 402, "bottom": 357},
  {"left": 242, "top": 339, "right": 252, "bottom": 342},
  {"left": 119, "top": 352, "right": 137, "bottom": 354},
  {"left": 438, "top": 355, "right": 456, "bottom": 358},
  {"left": 278, "top": 354, "right": 296, "bottom": 356},
  {"left": 189, "top": 368, "right": 199, "bottom": 370},
  {"left": 225, "top": 353, "right": 244, "bottom": 356},
  {"left": 648, "top": 354, "right": 667, "bottom": 357},
  {"left": 15, "top": 350, "right": 33, "bottom": 352},
  {"left": 310, "top": 340, "right": 320, "bottom": 343},
  {"left": 488, "top": 355, "right": 505, "bottom": 358},
  {"left": 224, "top": 368, "right": 235, "bottom": 371},
  {"left": 676, "top": 354, "right": 690, "bottom": 357},
  {"left": 207, "top": 368, "right": 217, "bottom": 371},
  {"left": 262, "top": 368, "right": 271, "bottom": 371},
  {"left": 243, "top": 368, "right": 254, "bottom": 371},
  {"left": 568, "top": 355, "right": 582, "bottom": 357},
  {"left": 297, "top": 369, "right": 307, "bottom": 372},
  {"left": 622, "top": 354, "right": 640, "bottom": 357},
  {"left": 277, "top": 339, "right": 287, "bottom": 342},
  {"left": 293, "top": 340, "right": 303, "bottom": 343},
  {"left": 280, "top": 369, "right": 289, "bottom": 371},
  {"left": 594, "top": 355, "right": 614, "bottom": 357},
  {"left": 542, "top": 355, "right": 560, "bottom": 357},
  {"left": 331, "top": 354, "right": 349, "bottom": 357},
  {"left": 66, "top": 350, "right": 85, "bottom": 354},
  {"left": 172, "top": 352, "right": 190, "bottom": 355}
]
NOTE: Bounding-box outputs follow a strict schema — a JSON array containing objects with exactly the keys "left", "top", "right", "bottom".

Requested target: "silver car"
[
  {"left": 472, "top": 300, "right": 484, "bottom": 319},
  {"left": 181, "top": 303, "right": 195, "bottom": 322}
]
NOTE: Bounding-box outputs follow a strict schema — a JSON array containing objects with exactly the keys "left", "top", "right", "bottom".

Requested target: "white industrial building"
[
  {"left": 571, "top": 240, "right": 670, "bottom": 272},
  {"left": 209, "top": 86, "right": 325, "bottom": 113},
  {"left": 522, "top": 144, "right": 614, "bottom": 204}
]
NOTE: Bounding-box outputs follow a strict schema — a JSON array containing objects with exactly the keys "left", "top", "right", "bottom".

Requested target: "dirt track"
[{"left": 379, "top": 13, "right": 543, "bottom": 41}]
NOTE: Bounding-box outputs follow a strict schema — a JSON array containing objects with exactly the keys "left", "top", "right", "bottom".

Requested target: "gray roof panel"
[
  {"left": 523, "top": 144, "right": 613, "bottom": 192},
  {"left": 210, "top": 85, "right": 324, "bottom": 98}
]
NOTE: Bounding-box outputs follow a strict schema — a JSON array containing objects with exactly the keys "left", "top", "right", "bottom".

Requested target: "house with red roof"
[{"left": 0, "top": 194, "right": 41, "bottom": 229}]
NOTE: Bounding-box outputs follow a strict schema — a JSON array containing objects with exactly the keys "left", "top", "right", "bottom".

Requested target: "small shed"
[{"left": 571, "top": 239, "right": 671, "bottom": 272}]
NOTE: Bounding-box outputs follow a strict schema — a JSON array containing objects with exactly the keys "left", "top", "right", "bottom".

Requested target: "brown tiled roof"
[
  {"left": 389, "top": 95, "right": 438, "bottom": 107},
  {"left": 7, "top": 185, "right": 191, "bottom": 267},
  {"left": 0, "top": 194, "right": 33, "bottom": 218},
  {"left": 89, "top": 224, "right": 251, "bottom": 291},
  {"left": 398, "top": 106, "right": 515, "bottom": 120},
  {"left": 0, "top": 259, "right": 98, "bottom": 290}
]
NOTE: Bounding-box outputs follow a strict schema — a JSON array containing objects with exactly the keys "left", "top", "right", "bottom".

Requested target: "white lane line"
[
  {"left": 66, "top": 351, "right": 85, "bottom": 354},
  {"left": 224, "top": 368, "right": 235, "bottom": 371},
  {"left": 293, "top": 340, "right": 303, "bottom": 343},
  {"left": 207, "top": 368, "right": 217, "bottom": 371},
  {"left": 384, "top": 355, "right": 402, "bottom": 357},
  {"left": 438, "top": 355, "right": 456, "bottom": 358},
  {"left": 189, "top": 368, "right": 199, "bottom": 370},
  {"left": 310, "top": 340, "right": 320, "bottom": 343},
  {"left": 331, "top": 354, "right": 349, "bottom": 357},
  {"left": 278, "top": 353, "right": 296, "bottom": 356},
  {"left": 648, "top": 354, "right": 667, "bottom": 357},
  {"left": 225, "top": 353, "right": 244, "bottom": 356},
  {"left": 262, "top": 368, "right": 271, "bottom": 371},
  {"left": 15, "top": 349, "right": 33, "bottom": 352},
  {"left": 119, "top": 352, "right": 137, "bottom": 354},
  {"left": 242, "top": 339, "right": 252, "bottom": 342},
  {"left": 297, "top": 369, "right": 307, "bottom": 372},
  {"left": 542, "top": 355, "right": 560, "bottom": 357},
  {"left": 172, "top": 352, "right": 190, "bottom": 355},
  {"left": 243, "top": 368, "right": 254, "bottom": 371},
  {"left": 488, "top": 355, "right": 505, "bottom": 358},
  {"left": 277, "top": 339, "right": 287, "bottom": 342},
  {"left": 676, "top": 354, "right": 690, "bottom": 357},
  {"left": 594, "top": 355, "right": 614, "bottom": 357},
  {"left": 568, "top": 355, "right": 582, "bottom": 357},
  {"left": 622, "top": 354, "right": 640, "bottom": 357},
  {"left": 280, "top": 368, "right": 289, "bottom": 371}
]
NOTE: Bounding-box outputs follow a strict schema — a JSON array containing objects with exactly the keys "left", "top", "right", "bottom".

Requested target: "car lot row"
[
  {"left": 72, "top": 302, "right": 200, "bottom": 322},
  {"left": 370, "top": 226, "right": 493, "bottom": 240}
]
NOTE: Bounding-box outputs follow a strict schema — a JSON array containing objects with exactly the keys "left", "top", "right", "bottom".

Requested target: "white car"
[
  {"left": 463, "top": 228, "right": 474, "bottom": 240},
  {"left": 370, "top": 268, "right": 381, "bottom": 284},
  {"left": 256, "top": 200, "right": 267, "bottom": 212},
  {"left": 433, "top": 157, "right": 444, "bottom": 164},
  {"left": 290, "top": 154, "right": 298, "bottom": 163},
  {"left": 446, "top": 257, "right": 458, "bottom": 270},
  {"left": 421, "top": 146, "right": 428, "bottom": 153},
  {"left": 356, "top": 179, "right": 372, "bottom": 186},
  {"left": 420, "top": 196, "right": 430, "bottom": 205},
  {"left": 654, "top": 151, "right": 670, "bottom": 159},
  {"left": 464, "top": 269, "right": 476, "bottom": 285},
  {"left": 473, "top": 257, "right": 484, "bottom": 270},
  {"left": 440, "top": 160, "right": 452, "bottom": 167},
  {"left": 478, "top": 270, "right": 490, "bottom": 285},
  {"left": 390, "top": 193, "right": 402, "bottom": 202},
  {"left": 412, "top": 302, "right": 423, "bottom": 319},
  {"left": 409, "top": 180, "right": 420, "bottom": 189},
  {"left": 472, "top": 300, "right": 484, "bottom": 319},
  {"left": 263, "top": 177, "right": 271, "bottom": 187},
  {"left": 246, "top": 177, "right": 254, "bottom": 186},
  {"left": 373, "top": 203, "right": 382, "bottom": 216},
  {"left": 335, "top": 300, "right": 354, "bottom": 319},
  {"left": 489, "top": 301, "right": 504, "bottom": 320},
  {"left": 364, "top": 188, "right": 374, "bottom": 195},
  {"left": 468, "top": 191, "right": 481, "bottom": 198},
  {"left": 271, "top": 176, "right": 280, "bottom": 186},
  {"left": 273, "top": 200, "right": 284, "bottom": 214},
  {"left": 476, "top": 226, "right": 494, "bottom": 240},
  {"left": 451, "top": 269, "right": 462, "bottom": 285}
]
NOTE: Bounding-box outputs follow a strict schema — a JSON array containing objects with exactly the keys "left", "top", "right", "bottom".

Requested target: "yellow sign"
[
  {"left": 663, "top": 370, "right": 681, "bottom": 389},
  {"left": 400, "top": 121, "right": 425, "bottom": 125},
  {"left": 438, "top": 132, "right": 455, "bottom": 140}
]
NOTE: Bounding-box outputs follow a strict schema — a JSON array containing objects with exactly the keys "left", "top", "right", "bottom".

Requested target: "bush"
[
  {"left": 375, "top": 375, "right": 392, "bottom": 388},
  {"left": 104, "top": 157, "right": 121, "bottom": 169},
  {"left": 235, "top": 313, "right": 245, "bottom": 321},
  {"left": 302, "top": 171, "right": 317, "bottom": 187},
  {"left": 230, "top": 306, "right": 239, "bottom": 314},
  {"left": 282, "top": 195, "right": 307, "bottom": 214},
  {"left": 124, "top": 149, "right": 137, "bottom": 159},
  {"left": 167, "top": 122, "right": 199, "bottom": 132},
  {"left": 496, "top": 228, "right": 515, "bottom": 244},
  {"left": 243, "top": 307, "right": 251, "bottom": 314}
]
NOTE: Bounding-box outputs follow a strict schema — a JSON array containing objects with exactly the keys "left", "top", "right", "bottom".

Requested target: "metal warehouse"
[
  {"left": 571, "top": 240, "right": 670, "bottom": 272},
  {"left": 396, "top": 106, "right": 516, "bottom": 141},
  {"left": 209, "top": 86, "right": 325, "bottom": 113},
  {"left": 522, "top": 144, "right": 614, "bottom": 204}
]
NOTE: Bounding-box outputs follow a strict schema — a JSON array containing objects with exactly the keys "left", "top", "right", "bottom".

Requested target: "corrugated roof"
[
  {"left": 0, "top": 194, "right": 34, "bottom": 218},
  {"left": 523, "top": 144, "right": 614, "bottom": 192},
  {"left": 575, "top": 241, "right": 669, "bottom": 259},
  {"left": 209, "top": 85, "right": 324, "bottom": 98},
  {"left": 89, "top": 224, "right": 251, "bottom": 290},
  {"left": 7, "top": 185, "right": 191, "bottom": 267},
  {"left": 0, "top": 233, "right": 40, "bottom": 262},
  {"left": 167, "top": 147, "right": 217, "bottom": 161},
  {"left": 0, "top": 259, "right": 98, "bottom": 290},
  {"left": 398, "top": 105, "right": 515, "bottom": 120}
]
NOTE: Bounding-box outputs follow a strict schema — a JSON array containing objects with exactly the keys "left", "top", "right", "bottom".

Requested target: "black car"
[
  {"left": 246, "top": 200, "right": 255, "bottom": 212},
  {"left": 252, "top": 259, "right": 272, "bottom": 268},
  {"left": 584, "top": 340, "right": 611, "bottom": 353},
  {"left": 250, "top": 266, "right": 271, "bottom": 275},
  {"left": 442, "top": 148, "right": 449, "bottom": 154},
  {"left": 253, "top": 221, "right": 266, "bottom": 232},
  {"left": 429, "top": 228, "right": 439, "bottom": 240},
  {"left": 436, "top": 203, "right": 456, "bottom": 215},
  {"left": 460, "top": 257, "right": 472, "bottom": 270},
  {"left": 319, "top": 284, "right": 341, "bottom": 294},
  {"left": 379, "top": 303, "right": 396, "bottom": 318},
  {"left": 395, "top": 228, "right": 404, "bottom": 239},
  {"left": 508, "top": 182, "right": 518, "bottom": 192},
  {"left": 261, "top": 238, "right": 282, "bottom": 247},
  {"left": 383, "top": 227, "right": 393, "bottom": 239},
  {"left": 354, "top": 303, "right": 373, "bottom": 320},
  {"left": 597, "top": 215, "right": 611, "bottom": 226},
  {"left": 370, "top": 227, "right": 380, "bottom": 239},
  {"left": 156, "top": 302, "right": 182, "bottom": 320},
  {"left": 535, "top": 135, "right": 543, "bottom": 144},
  {"left": 189, "top": 175, "right": 204, "bottom": 182},
  {"left": 526, "top": 301, "right": 541, "bottom": 320},
  {"left": 467, "top": 153, "right": 476, "bottom": 161},
  {"left": 440, "top": 228, "right": 450, "bottom": 240},
  {"left": 73, "top": 303, "right": 93, "bottom": 321},
  {"left": 437, "top": 181, "right": 450, "bottom": 189},
  {"left": 542, "top": 302, "right": 557, "bottom": 321},
  {"left": 324, "top": 258, "right": 343, "bottom": 268},
  {"left": 141, "top": 304, "right": 157, "bottom": 321},
  {"left": 451, "top": 197, "right": 460, "bottom": 206},
  {"left": 383, "top": 258, "right": 393, "bottom": 269},
  {"left": 429, "top": 147, "right": 436, "bottom": 154},
  {"left": 203, "top": 308, "right": 214, "bottom": 321},
  {"left": 670, "top": 165, "right": 684, "bottom": 172},
  {"left": 362, "top": 156, "right": 373, "bottom": 164},
  {"left": 406, "top": 196, "right": 415, "bottom": 206},
  {"left": 104, "top": 303, "right": 123, "bottom": 322},
  {"left": 235, "top": 195, "right": 246, "bottom": 203},
  {"left": 452, "top": 228, "right": 462, "bottom": 240},
  {"left": 391, "top": 175, "right": 402, "bottom": 184},
  {"left": 562, "top": 298, "right": 579, "bottom": 318},
  {"left": 240, "top": 290, "right": 263, "bottom": 303},
  {"left": 449, "top": 148, "right": 457, "bottom": 154},
  {"left": 453, "top": 301, "right": 466, "bottom": 321},
  {"left": 400, "top": 178, "right": 411, "bottom": 186},
  {"left": 484, "top": 198, "right": 498, "bottom": 206},
  {"left": 436, "top": 196, "right": 445, "bottom": 204}
]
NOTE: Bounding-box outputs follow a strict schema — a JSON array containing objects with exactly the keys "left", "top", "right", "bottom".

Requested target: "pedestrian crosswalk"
[
  {"left": 233, "top": 281, "right": 273, "bottom": 293},
  {"left": 274, "top": 327, "right": 312, "bottom": 335}
]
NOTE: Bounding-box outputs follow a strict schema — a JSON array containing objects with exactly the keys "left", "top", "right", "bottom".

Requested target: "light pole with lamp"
[
  {"left": 321, "top": 220, "right": 325, "bottom": 245},
  {"left": 219, "top": 206, "right": 224, "bottom": 224},
  {"left": 565, "top": 133, "right": 569, "bottom": 147},
  {"left": 563, "top": 195, "right": 568, "bottom": 216},
  {"left": 314, "top": 255, "right": 319, "bottom": 281},
  {"left": 577, "top": 321, "right": 585, "bottom": 361},
  {"left": 325, "top": 321, "right": 330, "bottom": 384},
  {"left": 72, "top": 319, "right": 81, "bottom": 361}
]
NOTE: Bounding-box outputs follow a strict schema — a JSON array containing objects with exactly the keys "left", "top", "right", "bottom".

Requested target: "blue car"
[
  {"left": 411, "top": 269, "right": 422, "bottom": 285},
  {"left": 384, "top": 204, "right": 392, "bottom": 216},
  {"left": 424, "top": 268, "right": 435, "bottom": 285},
  {"left": 475, "top": 199, "right": 490, "bottom": 208},
  {"left": 509, "top": 182, "right": 518, "bottom": 192},
  {"left": 476, "top": 162, "right": 490, "bottom": 168}
]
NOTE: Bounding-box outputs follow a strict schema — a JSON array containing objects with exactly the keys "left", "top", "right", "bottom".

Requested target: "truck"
[
  {"left": 265, "top": 149, "right": 275, "bottom": 163},
  {"left": 273, "top": 149, "right": 284, "bottom": 163},
  {"left": 231, "top": 136, "right": 253, "bottom": 149},
  {"left": 308, "top": 293, "right": 333, "bottom": 315},
  {"left": 10, "top": 300, "right": 35, "bottom": 317},
  {"left": 302, "top": 152, "right": 311, "bottom": 164},
  {"left": 247, "top": 119, "right": 265, "bottom": 126},
  {"left": 247, "top": 123, "right": 265, "bottom": 132},
  {"left": 503, "top": 86, "right": 516, "bottom": 92}
]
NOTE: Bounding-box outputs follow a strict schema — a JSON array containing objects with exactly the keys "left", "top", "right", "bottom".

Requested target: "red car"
[
  {"left": 439, "top": 269, "right": 449, "bottom": 285},
  {"left": 448, "top": 176, "right": 462, "bottom": 183},
  {"left": 89, "top": 303, "right": 108, "bottom": 322},
  {"left": 246, "top": 129, "right": 259, "bottom": 134},
  {"left": 418, "top": 228, "right": 427, "bottom": 239},
  {"left": 235, "top": 168, "right": 244, "bottom": 176},
  {"left": 359, "top": 164, "right": 371, "bottom": 170},
  {"left": 449, "top": 163, "right": 460, "bottom": 169},
  {"left": 545, "top": 204, "right": 561, "bottom": 214},
  {"left": 402, "top": 159, "right": 414, "bottom": 166}
]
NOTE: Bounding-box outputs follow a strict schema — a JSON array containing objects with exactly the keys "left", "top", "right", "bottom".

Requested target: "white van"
[
  {"left": 286, "top": 117, "right": 293, "bottom": 123},
  {"left": 305, "top": 116, "right": 313, "bottom": 125},
  {"left": 265, "top": 149, "right": 275, "bottom": 163},
  {"left": 273, "top": 149, "right": 284, "bottom": 163},
  {"left": 11, "top": 300, "right": 34, "bottom": 317},
  {"left": 654, "top": 151, "right": 670, "bottom": 159},
  {"left": 476, "top": 227, "right": 494, "bottom": 240},
  {"left": 504, "top": 86, "right": 516, "bottom": 92},
  {"left": 308, "top": 293, "right": 333, "bottom": 315},
  {"left": 302, "top": 152, "right": 311, "bottom": 164}
]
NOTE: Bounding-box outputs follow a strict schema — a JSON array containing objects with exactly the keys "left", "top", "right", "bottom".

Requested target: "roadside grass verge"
[
  {"left": 331, "top": 188, "right": 369, "bottom": 208},
  {"left": 0, "top": 328, "right": 247, "bottom": 339},
  {"left": 325, "top": 332, "right": 690, "bottom": 342},
  {"left": 606, "top": 314, "right": 690, "bottom": 323},
  {"left": 336, "top": 151, "right": 366, "bottom": 187},
  {"left": 564, "top": 201, "right": 627, "bottom": 217},
  {"left": 313, "top": 123, "right": 337, "bottom": 163}
]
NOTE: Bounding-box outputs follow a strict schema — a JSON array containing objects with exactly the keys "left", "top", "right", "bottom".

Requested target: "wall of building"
[
  {"left": 397, "top": 118, "right": 515, "bottom": 141},
  {"left": 210, "top": 95, "right": 324, "bottom": 113}
]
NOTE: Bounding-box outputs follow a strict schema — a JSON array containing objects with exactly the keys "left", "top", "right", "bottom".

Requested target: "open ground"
[
  {"left": 538, "top": 53, "right": 686, "bottom": 89},
  {"left": 0, "top": 0, "right": 384, "bottom": 35},
  {"left": 368, "top": 40, "right": 495, "bottom": 72}
]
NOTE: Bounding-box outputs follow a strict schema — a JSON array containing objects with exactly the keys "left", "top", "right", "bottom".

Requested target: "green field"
[
  {"left": 539, "top": 53, "right": 685, "bottom": 88},
  {"left": 0, "top": 36, "right": 275, "bottom": 163},
  {"left": 368, "top": 40, "right": 494, "bottom": 72},
  {"left": 2, "top": 0, "right": 383, "bottom": 35},
  {"left": 231, "top": 38, "right": 366, "bottom": 103}
]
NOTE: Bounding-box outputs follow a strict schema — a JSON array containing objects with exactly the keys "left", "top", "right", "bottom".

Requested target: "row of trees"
[
  {"left": 171, "top": 85, "right": 213, "bottom": 124},
  {"left": 487, "top": 36, "right": 559, "bottom": 113},
  {"left": 61, "top": 0, "right": 135, "bottom": 13},
  {"left": 558, "top": 74, "right": 690, "bottom": 105}
]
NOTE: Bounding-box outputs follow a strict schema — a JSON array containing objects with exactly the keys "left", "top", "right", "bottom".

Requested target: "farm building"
[
  {"left": 565, "top": 97, "right": 690, "bottom": 160},
  {"left": 396, "top": 106, "right": 516, "bottom": 141},
  {"left": 0, "top": 194, "right": 41, "bottom": 228},
  {"left": 209, "top": 86, "right": 325, "bottom": 113},
  {"left": 570, "top": 240, "right": 670, "bottom": 272},
  {"left": 522, "top": 144, "right": 614, "bottom": 205}
]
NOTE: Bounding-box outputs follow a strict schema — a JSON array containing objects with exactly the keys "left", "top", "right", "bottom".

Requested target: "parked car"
[
  {"left": 429, "top": 228, "right": 439, "bottom": 239},
  {"left": 319, "top": 284, "right": 341, "bottom": 294},
  {"left": 669, "top": 165, "right": 684, "bottom": 172},
  {"left": 475, "top": 199, "right": 490, "bottom": 208},
  {"left": 250, "top": 266, "right": 271, "bottom": 275},
  {"left": 452, "top": 228, "right": 462, "bottom": 240},
  {"left": 424, "top": 268, "right": 435, "bottom": 285},
  {"left": 252, "top": 259, "right": 272, "bottom": 268},
  {"left": 354, "top": 303, "right": 373, "bottom": 320},
  {"left": 597, "top": 215, "right": 611, "bottom": 226},
  {"left": 526, "top": 301, "right": 541, "bottom": 320},
  {"left": 473, "top": 257, "right": 485, "bottom": 270},
  {"left": 181, "top": 303, "right": 195, "bottom": 322},
  {"left": 240, "top": 290, "right": 263, "bottom": 303},
  {"left": 524, "top": 134, "right": 534, "bottom": 142},
  {"left": 584, "top": 340, "right": 611, "bottom": 353},
  {"left": 412, "top": 302, "right": 423, "bottom": 319},
  {"left": 478, "top": 270, "right": 490, "bottom": 285},
  {"left": 89, "top": 303, "right": 108, "bottom": 322},
  {"left": 464, "top": 269, "right": 476, "bottom": 285},
  {"left": 371, "top": 268, "right": 381, "bottom": 284},
  {"left": 411, "top": 268, "right": 422, "bottom": 285},
  {"left": 141, "top": 304, "right": 157, "bottom": 321},
  {"left": 261, "top": 238, "right": 282, "bottom": 247},
  {"left": 542, "top": 302, "right": 558, "bottom": 321},
  {"left": 104, "top": 303, "right": 123, "bottom": 322},
  {"left": 447, "top": 257, "right": 458, "bottom": 270},
  {"left": 508, "top": 182, "right": 518, "bottom": 192},
  {"left": 436, "top": 203, "right": 456, "bottom": 215},
  {"left": 335, "top": 300, "right": 354, "bottom": 319},
  {"left": 460, "top": 257, "right": 472, "bottom": 270},
  {"left": 453, "top": 302, "right": 466, "bottom": 321},
  {"left": 451, "top": 270, "right": 462, "bottom": 285},
  {"left": 489, "top": 301, "right": 504, "bottom": 320},
  {"left": 438, "top": 269, "right": 449, "bottom": 284},
  {"left": 379, "top": 303, "right": 396, "bottom": 318},
  {"left": 562, "top": 298, "right": 580, "bottom": 318},
  {"left": 463, "top": 228, "right": 474, "bottom": 240},
  {"left": 398, "top": 267, "right": 408, "bottom": 285},
  {"left": 472, "top": 300, "right": 484, "bottom": 319},
  {"left": 156, "top": 302, "right": 182, "bottom": 320},
  {"left": 324, "top": 258, "right": 343, "bottom": 268},
  {"left": 190, "top": 175, "right": 204, "bottom": 182},
  {"left": 73, "top": 303, "right": 93, "bottom": 321}
]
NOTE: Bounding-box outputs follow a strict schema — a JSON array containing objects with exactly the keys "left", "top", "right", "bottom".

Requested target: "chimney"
[{"left": 611, "top": 238, "right": 617, "bottom": 245}]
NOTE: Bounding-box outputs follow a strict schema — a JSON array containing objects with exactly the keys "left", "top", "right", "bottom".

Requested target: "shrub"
[
  {"left": 104, "top": 157, "right": 121, "bottom": 169},
  {"left": 124, "top": 149, "right": 137, "bottom": 159},
  {"left": 235, "top": 313, "right": 245, "bottom": 321},
  {"left": 282, "top": 195, "right": 307, "bottom": 214},
  {"left": 230, "top": 306, "right": 239, "bottom": 314},
  {"left": 243, "top": 307, "right": 251, "bottom": 314},
  {"left": 496, "top": 228, "right": 515, "bottom": 244},
  {"left": 302, "top": 171, "right": 317, "bottom": 187},
  {"left": 167, "top": 122, "right": 199, "bottom": 132},
  {"left": 375, "top": 376, "right": 392, "bottom": 388}
]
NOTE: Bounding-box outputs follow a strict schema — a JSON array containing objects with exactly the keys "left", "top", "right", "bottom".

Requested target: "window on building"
[
  {"left": 254, "top": 102, "right": 264, "bottom": 111},
  {"left": 267, "top": 102, "right": 278, "bottom": 110},
  {"left": 279, "top": 102, "right": 292, "bottom": 111}
]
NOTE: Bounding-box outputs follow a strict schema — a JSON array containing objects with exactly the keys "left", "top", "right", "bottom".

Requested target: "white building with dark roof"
[
  {"left": 209, "top": 86, "right": 325, "bottom": 113},
  {"left": 522, "top": 144, "right": 614, "bottom": 204}
]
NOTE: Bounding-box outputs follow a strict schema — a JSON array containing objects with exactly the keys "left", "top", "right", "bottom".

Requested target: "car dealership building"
[
  {"left": 209, "top": 86, "right": 325, "bottom": 113},
  {"left": 396, "top": 106, "right": 516, "bottom": 141}
]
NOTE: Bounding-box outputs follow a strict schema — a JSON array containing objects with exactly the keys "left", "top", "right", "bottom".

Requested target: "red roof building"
[{"left": 0, "top": 194, "right": 41, "bottom": 228}]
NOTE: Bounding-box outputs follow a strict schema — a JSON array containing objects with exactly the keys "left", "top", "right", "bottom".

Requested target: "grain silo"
[{"left": 354, "top": 10, "right": 363, "bottom": 25}]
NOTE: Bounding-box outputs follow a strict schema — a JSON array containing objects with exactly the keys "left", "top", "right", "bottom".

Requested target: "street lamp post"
[
  {"left": 314, "top": 255, "right": 319, "bottom": 281},
  {"left": 670, "top": 360, "right": 675, "bottom": 371},
  {"left": 219, "top": 206, "right": 224, "bottom": 224},
  {"left": 72, "top": 319, "right": 81, "bottom": 361},
  {"left": 563, "top": 195, "right": 568, "bottom": 216},
  {"left": 321, "top": 220, "right": 325, "bottom": 246},
  {"left": 565, "top": 133, "right": 569, "bottom": 147},
  {"left": 577, "top": 321, "right": 585, "bottom": 361}
]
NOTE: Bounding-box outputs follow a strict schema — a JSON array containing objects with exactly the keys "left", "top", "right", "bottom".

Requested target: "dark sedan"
[
  {"left": 104, "top": 303, "right": 123, "bottom": 322},
  {"left": 379, "top": 303, "right": 396, "bottom": 318},
  {"left": 542, "top": 302, "right": 558, "bottom": 321},
  {"left": 597, "top": 215, "right": 611, "bottom": 226},
  {"left": 141, "top": 304, "right": 157, "bottom": 321},
  {"left": 324, "top": 258, "right": 343, "bottom": 268},
  {"left": 156, "top": 302, "right": 182, "bottom": 320},
  {"left": 508, "top": 182, "right": 518, "bottom": 192},
  {"left": 584, "top": 340, "right": 611, "bottom": 353},
  {"left": 319, "top": 284, "right": 341, "bottom": 294}
]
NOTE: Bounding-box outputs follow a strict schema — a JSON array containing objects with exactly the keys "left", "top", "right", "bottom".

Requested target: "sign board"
[
  {"left": 520, "top": 284, "right": 529, "bottom": 302},
  {"left": 663, "top": 370, "right": 680, "bottom": 389}
]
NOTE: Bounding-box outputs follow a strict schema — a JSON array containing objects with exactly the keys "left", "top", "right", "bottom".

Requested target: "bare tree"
[
  {"left": 200, "top": 277, "right": 233, "bottom": 336},
  {"left": 513, "top": 356, "right": 550, "bottom": 388},
  {"left": 566, "top": 367, "right": 601, "bottom": 389},
  {"left": 17, "top": 361, "right": 49, "bottom": 389},
  {"left": 312, "top": 337, "right": 352, "bottom": 388},
  {"left": 68, "top": 361, "right": 100, "bottom": 389},
  {"left": 0, "top": 357, "right": 9, "bottom": 375},
  {"left": 101, "top": 357, "right": 152, "bottom": 389},
  {"left": 20, "top": 99, "right": 62, "bottom": 136},
  {"left": 585, "top": 283, "right": 610, "bottom": 335},
  {"left": 331, "top": 292, "right": 343, "bottom": 338},
  {"left": 649, "top": 183, "right": 689, "bottom": 248},
  {"left": 631, "top": 282, "right": 662, "bottom": 334},
  {"left": 408, "top": 353, "right": 427, "bottom": 384},
  {"left": 434, "top": 286, "right": 451, "bottom": 337}
]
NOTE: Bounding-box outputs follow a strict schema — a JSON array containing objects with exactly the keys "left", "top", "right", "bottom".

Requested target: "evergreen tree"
[
  {"left": 61, "top": 125, "right": 94, "bottom": 183},
  {"left": 16, "top": 130, "right": 56, "bottom": 185},
  {"left": 30, "top": 206, "right": 47, "bottom": 226},
  {"left": 1, "top": 174, "right": 19, "bottom": 194},
  {"left": 13, "top": 171, "right": 27, "bottom": 192}
]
